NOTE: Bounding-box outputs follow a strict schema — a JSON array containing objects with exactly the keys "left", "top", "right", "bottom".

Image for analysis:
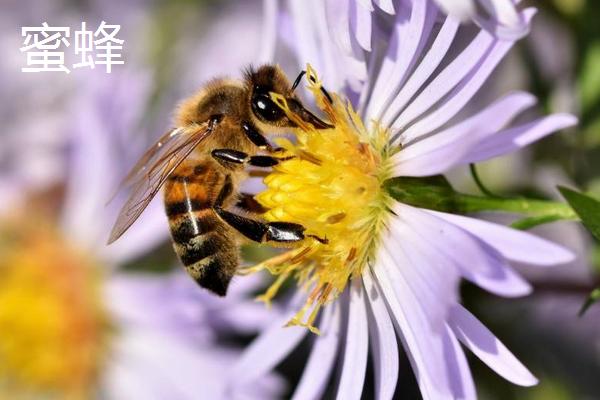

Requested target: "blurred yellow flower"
[{"left": 0, "top": 215, "right": 108, "bottom": 399}]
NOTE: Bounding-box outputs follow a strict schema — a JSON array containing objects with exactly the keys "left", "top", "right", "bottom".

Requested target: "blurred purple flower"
[
  {"left": 229, "top": 1, "right": 578, "bottom": 399},
  {"left": 0, "top": 64, "right": 284, "bottom": 399}
]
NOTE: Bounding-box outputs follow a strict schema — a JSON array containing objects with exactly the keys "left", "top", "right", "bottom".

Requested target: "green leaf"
[
  {"left": 558, "top": 186, "right": 600, "bottom": 241},
  {"left": 579, "top": 288, "right": 600, "bottom": 317}
]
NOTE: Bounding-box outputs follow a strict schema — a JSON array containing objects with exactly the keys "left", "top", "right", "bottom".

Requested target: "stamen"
[{"left": 254, "top": 65, "right": 395, "bottom": 332}]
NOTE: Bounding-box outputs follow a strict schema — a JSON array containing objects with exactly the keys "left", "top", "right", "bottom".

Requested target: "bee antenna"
[
  {"left": 243, "top": 64, "right": 257, "bottom": 82},
  {"left": 291, "top": 70, "right": 306, "bottom": 92}
]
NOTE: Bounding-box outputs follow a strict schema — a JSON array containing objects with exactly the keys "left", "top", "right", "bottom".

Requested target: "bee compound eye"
[{"left": 251, "top": 93, "right": 285, "bottom": 122}]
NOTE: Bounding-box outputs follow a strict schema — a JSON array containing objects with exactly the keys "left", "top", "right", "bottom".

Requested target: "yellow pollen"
[
  {"left": 249, "top": 65, "right": 395, "bottom": 332},
  {"left": 0, "top": 215, "right": 109, "bottom": 399}
]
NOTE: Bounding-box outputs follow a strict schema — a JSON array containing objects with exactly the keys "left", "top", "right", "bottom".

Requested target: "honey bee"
[{"left": 108, "top": 65, "right": 332, "bottom": 296}]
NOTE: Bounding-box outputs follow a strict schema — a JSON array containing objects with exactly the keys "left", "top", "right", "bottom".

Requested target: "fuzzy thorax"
[{"left": 248, "top": 66, "right": 394, "bottom": 333}]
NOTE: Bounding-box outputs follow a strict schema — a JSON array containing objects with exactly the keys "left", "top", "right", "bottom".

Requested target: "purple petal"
[
  {"left": 229, "top": 305, "right": 308, "bottom": 387},
  {"left": 399, "top": 37, "right": 516, "bottom": 142},
  {"left": 448, "top": 305, "right": 538, "bottom": 386},
  {"left": 291, "top": 0, "right": 369, "bottom": 92},
  {"left": 381, "top": 14, "right": 460, "bottom": 129},
  {"left": 325, "top": 0, "right": 353, "bottom": 56},
  {"left": 292, "top": 304, "right": 342, "bottom": 400},
  {"left": 335, "top": 283, "right": 369, "bottom": 400},
  {"left": 443, "top": 325, "right": 476, "bottom": 400},
  {"left": 290, "top": 0, "right": 328, "bottom": 74},
  {"left": 365, "top": 0, "right": 433, "bottom": 121},
  {"left": 259, "top": 0, "right": 278, "bottom": 62},
  {"left": 105, "top": 328, "right": 280, "bottom": 400},
  {"left": 374, "top": 0, "right": 395, "bottom": 14},
  {"left": 362, "top": 272, "right": 400, "bottom": 400},
  {"left": 356, "top": 0, "right": 374, "bottom": 12},
  {"left": 385, "top": 206, "right": 461, "bottom": 319},
  {"left": 461, "top": 113, "right": 578, "bottom": 164},
  {"left": 473, "top": 0, "right": 529, "bottom": 40},
  {"left": 392, "top": 91, "right": 536, "bottom": 176},
  {"left": 434, "top": 0, "right": 476, "bottom": 21},
  {"left": 390, "top": 27, "right": 495, "bottom": 132},
  {"left": 427, "top": 211, "right": 575, "bottom": 266},
  {"left": 370, "top": 258, "right": 453, "bottom": 399},
  {"left": 372, "top": 206, "right": 468, "bottom": 398},
  {"left": 396, "top": 204, "right": 532, "bottom": 298},
  {"left": 350, "top": 0, "right": 373, "bottom": 51}
]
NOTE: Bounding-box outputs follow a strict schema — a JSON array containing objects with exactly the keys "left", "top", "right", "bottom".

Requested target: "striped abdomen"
[{"left": 163, "top": 161, "right": 238, "bottom": 296}]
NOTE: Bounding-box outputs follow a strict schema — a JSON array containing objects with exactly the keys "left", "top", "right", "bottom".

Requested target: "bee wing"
[{"left": 108, "top": 121, "right": 216, "bottom": 244}]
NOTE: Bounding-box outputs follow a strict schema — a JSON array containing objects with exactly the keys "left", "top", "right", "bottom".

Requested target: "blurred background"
[{"left": 0, "top": 0, "right": 598, "bottom": 399}]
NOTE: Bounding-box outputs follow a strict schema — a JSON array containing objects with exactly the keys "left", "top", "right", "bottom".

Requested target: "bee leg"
[
  {"left": 241, "top": 121, "right": 283, "bottom": 153},
  {"left": 236, "top": 193, "right": 268, "bottom": 214},
  {"left": 214, "top": 207, "right": 327, "bottom": 244},
  {"left": 211, "top": 149, "right": 292, "bottom": 168}
]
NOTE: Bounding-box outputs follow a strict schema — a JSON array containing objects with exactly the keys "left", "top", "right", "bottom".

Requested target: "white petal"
[
  {"left": 371, "top": 208, "right": 464, "bottom": 400},
  {"left": 395, "top": 204, "right": 531, "bottom": 298},
  {"left": 397, "top": 9, "right": 536, "bottom": 142},
  {"left": 391, "top": 28, "right": 494, "bottom": 133},
  {"left": 363, "top": 273, "right": 399, "bottom": 400},
  {"left": 258, "top": 0, "right": 278, "bottom": 62},
  {"left": 399, "top": 38, "right": 515, "bottom": 141},
  {"left": 427, "top": 211, "right": 575, "bottom": 266},
  {"left": 434, "top": 0, "right": 476, "bottom": 21},
  {"left": 370, "top": 260, "right": 453, "bottom": 400},
  {"left": 312, "top": 0, "right": 346, "bottom": 91},
  {"left": 350, "top": 0, "right": 373, "bottom": 51},
  {"left": 449, "top": 305, "right": 538, "bottom": 386},
  {"left": 443, "top": 325, "right": 477, "bottom": 400},
  {"left": 325, "top": 0, "right": 353, "bottom": 56},
  {"left": 356, "top": 0, "right": 374, "bottom": 12},
  {"left": 462, "top": 113, "right": 578, "bottom": 164},
  {"left": 291, "top": 0, "right": 327, "bottom": 73},
  {"left": 386, "top": 207, "right": 461, "bottom": 320},
  {"left": 480, "top": 0, "right": 522, "bottom": 27},
  {"left": 292, "top": 304, "right": 342, "bottom": 400},
  {"left": 382, "top": 14, "right": 460, "bottom": 130},
  {"left": 335, "top": 283, "right": 370, "bottom": 400},
  {"left": 105, "top": 329, "right": 232, "bottom": 400},
  {"left": 392, "top": 91, "right": 536, "bottom": 176},
  {"left": 374, "top": 0, "right": 395, "bottom": 14},
  {"left": 230, "top": 307, "right": 308, "bottom": 387},
  {"left": 365, "top": 0, "right": 432, "bottom": 121}
]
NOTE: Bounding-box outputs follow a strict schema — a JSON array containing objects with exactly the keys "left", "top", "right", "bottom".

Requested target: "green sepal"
[{"left": 384, "top": 176, "right": 459, "bottom": 212}]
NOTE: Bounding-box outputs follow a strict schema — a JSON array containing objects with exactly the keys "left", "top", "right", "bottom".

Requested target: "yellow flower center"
[
  {"left": 248, "top": 66, "right": 395, "bottom": 333},
  {"left": 0, "top": 216, "right": 108, "bottom": 399}
]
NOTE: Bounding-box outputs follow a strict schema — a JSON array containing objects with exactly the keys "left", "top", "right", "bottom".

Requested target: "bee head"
[{"left": 245, "top": 64, "right": 331, "bottom": 131}]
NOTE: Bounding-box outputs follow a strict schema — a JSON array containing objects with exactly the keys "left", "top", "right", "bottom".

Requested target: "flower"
[
  {"left": 0, "top": 212, "right": 282, "bottom": 400},
  {"left": 230, "top": 1, "right": 578, "bottom": 399},
  {"left": 433, "top": 0, "right": 529, "bottom": 39},
  {"left": 0, "top": 66, "right": 283, "bottom": 399}
]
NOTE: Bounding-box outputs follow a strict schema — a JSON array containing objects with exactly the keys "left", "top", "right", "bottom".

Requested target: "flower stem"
[
  {"left": 384, "top": 176, "right": 579, "bottom": 222},
  {"left": 453, "top": 194, "right": 578, "bottom": 219}
]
